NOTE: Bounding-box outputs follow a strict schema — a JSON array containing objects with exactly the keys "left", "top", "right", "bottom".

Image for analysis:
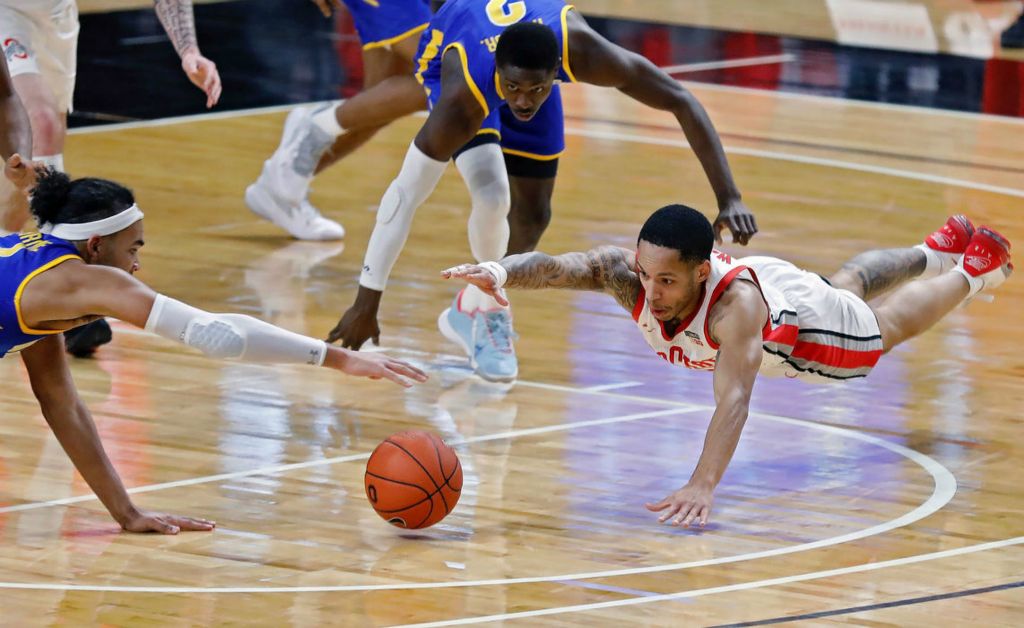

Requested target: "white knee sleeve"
[
  {"left": 455, "top": 143, "right": 510, "bottom": 262},
  {"left": 360, "top": 142, "right": 448, "bottom": 291},
  {"left": 144, "top": 294, "right": 327, "bottom": 366}
]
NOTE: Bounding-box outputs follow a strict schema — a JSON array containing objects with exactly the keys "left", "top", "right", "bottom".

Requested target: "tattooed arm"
[
  {"left": 441, "top": 246, "right": 643, "bottom": 313},
  {"left": 153, "top": 0, "right": 222, "bottom": 107}
]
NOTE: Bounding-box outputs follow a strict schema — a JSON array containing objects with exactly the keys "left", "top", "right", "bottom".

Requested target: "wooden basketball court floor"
[{"left": 2, "top": 44, "right": 1024, "bottom": 628}]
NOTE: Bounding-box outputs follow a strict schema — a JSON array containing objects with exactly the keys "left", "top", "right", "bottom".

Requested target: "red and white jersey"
[{"left": 631, "top": 251, "right": 885, "bottom": 381}]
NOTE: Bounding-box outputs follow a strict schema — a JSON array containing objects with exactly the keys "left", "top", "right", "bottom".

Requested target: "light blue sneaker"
[{"left": 438, "top": 293, "right": 519, "bottom": 382}]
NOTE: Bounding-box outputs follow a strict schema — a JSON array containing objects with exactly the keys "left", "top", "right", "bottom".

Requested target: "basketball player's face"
[
  {"left": 496, "top": 65, "right": 558, "bottom": 121},
  {"left": 89, "top": 221, "right": 145, "bottom": 275},
  {"left": 635, "top": 241, "right": 711, "bottom": 322}
]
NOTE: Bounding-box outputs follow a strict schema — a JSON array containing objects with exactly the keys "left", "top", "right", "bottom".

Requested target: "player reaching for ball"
[
  {"left": 0, "top": 167, "right": 427, "bottom": 534},
  {"left": 443, "top": 204, "right": 1012, "bottom": 527}
]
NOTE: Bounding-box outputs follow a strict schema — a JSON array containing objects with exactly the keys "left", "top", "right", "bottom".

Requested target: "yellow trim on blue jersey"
[
  {"left": 14, "top": 254, "right": 81, "bottom": 335},
  {"left": 561, "top": 5, "right": 578, "bottom": 83},
  {"left": 494, "top": 71, "right": 505, "bottom": 100},
  {"left": 501, "top": 147, "right": 563, "bottom": 161},
  {"left": 362, "top": 0, "right": 380, "bottom": 7},
  {"left": 477, "top": 128, "right": 501, "bottom": 138},
  {"left": 0, "top": 242, "right": 26, "bottom": 257},
  {"left": 362, "top": 22, "right": 429, "bottom": 51},
  {"left": 415, "top": 28, "right": 445, "bottom": 85},
  {"left": 444, "top": 42, "right": 489, "bottom": 116}
]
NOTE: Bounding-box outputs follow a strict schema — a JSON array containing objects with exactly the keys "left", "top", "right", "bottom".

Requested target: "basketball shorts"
[
  {"left": 743, "top": 256, "right": 884, "bottom": 382},
  {"left": 0, "top": 0, "right": 78, "bottom": 113},
  {"left": 436, "top": 84, "right": 564, "bottom": 179},
  {"left": 342, "top": 0, "right": 431, "bottom": 50}
]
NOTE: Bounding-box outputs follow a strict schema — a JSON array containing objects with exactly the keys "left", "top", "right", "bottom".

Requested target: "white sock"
[
  {"left": 953, "top": 266, "right": 983, "bottom": 298},
  {"left": 914, "top": 243, "right": 949, "bottom": 280},
  {"left": 459, "top": 283, "right": 506, "bottom": 312},
  {"left": 35, "top": 153, "right": 64, "bottom": 172},
  {"left": 311, "top": 103, "right": 344, "bottom": 137}
]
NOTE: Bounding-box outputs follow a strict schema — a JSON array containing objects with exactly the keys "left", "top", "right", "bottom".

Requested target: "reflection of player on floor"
[
  {"left": 0, "top": 169, "right": 426, "bottom": 534},
  {"left": 246, "top": 0, "right": 433, "bottom": 240},
  {"left": 444, "top": 205, "right": 1012, "bottom": 526},
  {"left": 265, "top": 0, "right": 757, "bottom": 384}
]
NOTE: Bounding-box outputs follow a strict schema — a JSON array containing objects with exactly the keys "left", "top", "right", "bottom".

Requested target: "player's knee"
[
  {"left": 512, "top": 195, "right": 552, "bottom": 232},
  {"left": 470, "top": 178, "right": 511, "bottom": 218}
]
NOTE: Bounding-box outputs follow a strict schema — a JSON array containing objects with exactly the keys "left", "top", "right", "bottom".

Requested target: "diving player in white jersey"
[{"left": 443, "top": 204, "right": 1012, "bottom": 527}]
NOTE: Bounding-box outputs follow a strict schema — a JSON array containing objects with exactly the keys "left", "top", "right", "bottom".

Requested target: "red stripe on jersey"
[
  {"left": 764, "top": 323, "right": 799, "bottom": 347},
  {"left": 704, "top": 266, "right": 756, "bottom": 350},
  {"left": 789, "top": 341, "right": 883, "bottom": 369},
  {"left": 632, "top": 286, "right": 646, "bottom": 321}
]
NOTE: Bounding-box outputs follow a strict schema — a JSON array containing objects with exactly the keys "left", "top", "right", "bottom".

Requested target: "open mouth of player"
[{"left": 512, "top": 108, "right": 535, "bottom": 120}]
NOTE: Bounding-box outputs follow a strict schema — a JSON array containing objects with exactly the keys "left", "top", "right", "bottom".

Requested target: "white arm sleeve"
[
  {"left": 359, "top": 141, "right": 448, "bottom": 291},
  {"left": 144, "top": 294, "right": 328, "bottom": 366}
]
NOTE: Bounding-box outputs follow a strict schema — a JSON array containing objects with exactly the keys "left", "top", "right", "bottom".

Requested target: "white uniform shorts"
[{"left": 0, "top": 0, "right": 79, "bottom": 113}]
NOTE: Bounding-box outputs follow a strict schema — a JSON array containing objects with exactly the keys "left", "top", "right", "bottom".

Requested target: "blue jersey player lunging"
[
  {"left": 2, "top": 168, "right": 426, "bottom": 534},
  {"left": 269, "top": 0, "right": 759, "bottom": 383}
]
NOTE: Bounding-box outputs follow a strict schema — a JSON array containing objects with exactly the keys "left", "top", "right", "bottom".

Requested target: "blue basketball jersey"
[
  {"left": 415, "top": 0, "right": 577, "bottom": 116},
  {"left": 0, "top": 232, "right": 81, "bottom": 358}
]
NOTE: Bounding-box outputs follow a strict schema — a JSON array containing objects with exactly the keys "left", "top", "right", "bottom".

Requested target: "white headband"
[{"left": 39, "top": 204, "right": 145, "bottom": 240}]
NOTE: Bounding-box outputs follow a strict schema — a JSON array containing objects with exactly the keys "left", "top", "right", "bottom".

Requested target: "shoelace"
[{"left": 481, "top": 310, "right": 516, "bottom": 352}]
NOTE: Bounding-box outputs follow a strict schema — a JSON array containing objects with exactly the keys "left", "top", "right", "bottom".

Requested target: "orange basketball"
[{"left": 364, "top": 430, "right": 463, "bottom": 529}]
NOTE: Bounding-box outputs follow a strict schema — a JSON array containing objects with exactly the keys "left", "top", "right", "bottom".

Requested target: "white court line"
[
  {"left": 0, "top": 373, "right": 957, "bottom": 593},
  {"left": 583, "top": 382, "right": 643, "bottom": 392},
  {"left": 66, "top": 92, "right": 1024, "bottom": 201},
  {"left": 660, "top": 53, "right": 795, "bottom": 74},
  {"left": 681, "top": 80, "right": 1024, "bottom": 126},
  {"left": 0, "top": 406, "right": 693, "bottom": 516},
  {"left": 396, "top": 536, "right": 1024, "bottom": 627},
  {"left": 565, "top": 126, "right": 1024, "bottom": 200}
]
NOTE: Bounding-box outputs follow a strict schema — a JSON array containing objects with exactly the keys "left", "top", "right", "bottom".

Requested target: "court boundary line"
[
  {"left": 0, "top": 371, "right": 956, "bottom": 593},
  {"left": 395, "top": 536, "right": 1024, "bottom": 627},
  {"left": 66, "top": 102, "right": 1024, "bottom": 200}
]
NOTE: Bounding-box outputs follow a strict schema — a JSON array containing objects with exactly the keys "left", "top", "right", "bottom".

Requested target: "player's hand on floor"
[
  {"left": 327, "top": 305, "right": 381, "bottom": 350},
  {"left": 181, "top": 50, "right": 222, "bottom": 108},
  {"left": 329, "top": 348, "right": 428, "bottom": 387},
  {"left": 440, "top": 263, "right": 509, "bottom": 306},
  {"left": 310, "top": 0, "right": 342, "bottom": 18},
  {"left": 121, "top": 509, "right": 216, "bottom": 534},
  {"left": 4, "top": 153, "right": 38, "bottom": 191},
  {"left": 645, "top": 481, "right": 714, "bottom": 528},
  {"left": 713, "top": 199, "right": 758, "bottom": 246}
]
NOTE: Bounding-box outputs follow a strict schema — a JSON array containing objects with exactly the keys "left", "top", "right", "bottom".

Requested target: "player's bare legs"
[
  {"left": 507, "top": 174, "right": 555, "bottom": 253},
  {"left": 2, "top": 74, "right": 65, "bottom": 231},
  {"left": 247, "top": 34, "right": 427, "bottom": 240},
  {"left": 828, "top": 216, "right": 1012, "bottom": 352},
  {"left": 314, "top": 35, "right": 423, "bottom": 175}
]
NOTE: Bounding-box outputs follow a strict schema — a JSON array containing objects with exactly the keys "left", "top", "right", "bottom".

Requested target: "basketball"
[{"left": 364, "top": 430, "right": 463, "bottom": 529}]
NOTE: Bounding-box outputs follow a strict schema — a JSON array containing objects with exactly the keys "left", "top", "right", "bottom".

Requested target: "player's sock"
[
  {"left": 459, "top": 283, "right": 506, "bottom": 312},
  {"left": 311, "top": 103, "right": 345, "bottom": 137},
  {"left": 35, "top": 154, "right": 64, "bottom": 172}
]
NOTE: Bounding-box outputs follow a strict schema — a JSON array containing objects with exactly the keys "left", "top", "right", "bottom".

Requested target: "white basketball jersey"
[{"left": 630, "top": 250, "right": 798, "bottom": 372}]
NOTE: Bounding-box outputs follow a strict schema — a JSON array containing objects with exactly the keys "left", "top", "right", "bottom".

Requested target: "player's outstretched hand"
[
  {"left": 121, "top": 509, "right": 216, "bottom": 534},
  {"left": 644, "top": 481, "right": 714, "bottom": 528},
  {"left": 310, "top": 0, "right": 342, "bottom": 18},
  {"left": 327, "top": 347, "right": 428, "bottom": 387},
  {"left": 4, "top": 153, "right": 37, "bottom": 191},
  {"left": 440, "top": 263, "right": 509, "bottom": 306},
  {"left": 327, "top": 304, "right": 381, "bottom": 350},
  {"left": 181, "top": 50, "right": 222, "bottom": 108},
  {"left": 713, "top": 199, "right": 758, "bottom": 246}
]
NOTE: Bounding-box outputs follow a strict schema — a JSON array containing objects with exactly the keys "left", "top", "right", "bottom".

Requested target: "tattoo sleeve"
[
  {"left": 153, "top": 0, "right": 199, "bottom": 58},
  {"left": 502, "top": 246, "right": 642, "bottom": 313}
]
